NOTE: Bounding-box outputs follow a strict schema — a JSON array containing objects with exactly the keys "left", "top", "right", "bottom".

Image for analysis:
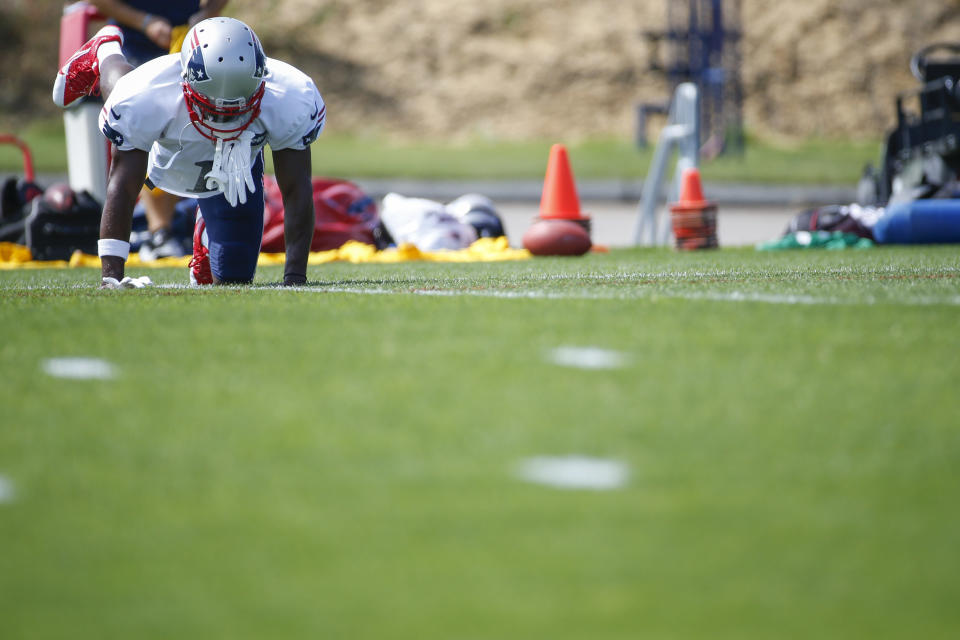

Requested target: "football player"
[
  {"left": 53, "top": 17, "right": 325, "bottom": 287},
  {"left": 87, "top": 1, "right": 231, "bottom": 262}
]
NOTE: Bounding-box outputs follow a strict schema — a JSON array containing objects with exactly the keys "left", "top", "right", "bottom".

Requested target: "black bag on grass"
[
  {"left": 23, "top": 185, "right": 102, "bottom": 261},
  {"left": 785, "top": 204, "right": 876, "bottom": 240},
  {"left": 0, "top": 175, "right": 44, "bottom": 243}
]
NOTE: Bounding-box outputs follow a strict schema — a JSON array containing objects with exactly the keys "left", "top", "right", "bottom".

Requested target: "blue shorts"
[{"left": 197, "top": 153, "right": 265, "bottom": 284}]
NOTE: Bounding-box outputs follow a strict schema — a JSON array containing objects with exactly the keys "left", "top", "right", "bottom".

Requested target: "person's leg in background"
[
  {"left": 53, "top": 25, "right": 131, "bottom": 108},
  {"left": 138, "top": 186, "right": 187, "bottom": 260}
]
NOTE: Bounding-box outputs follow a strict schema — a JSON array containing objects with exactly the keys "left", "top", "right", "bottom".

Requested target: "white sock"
[
  {"left": 96, "top": 40, "right": 123, "bottom": 64},
  {"left": 95, "top": 26, "right": 124, "bottom": 65}
]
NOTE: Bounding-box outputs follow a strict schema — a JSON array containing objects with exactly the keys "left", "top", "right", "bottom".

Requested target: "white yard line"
[
  {"left": 16, "top": 281, "right": 960, "bottom": 305},
  {"left": 291, "top": 285, "right": 960, "bottom": 306}
]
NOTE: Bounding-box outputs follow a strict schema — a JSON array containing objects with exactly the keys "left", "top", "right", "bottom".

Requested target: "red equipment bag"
[{"left": 261, "top": 175, "right": 379, "bottom": 253}]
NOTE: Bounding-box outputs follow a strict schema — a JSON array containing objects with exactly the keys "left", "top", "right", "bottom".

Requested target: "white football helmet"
[
  {"left": 446, "top": 193, "right": 506, "bottom": 238},
  {"left": 180, "top": 17, "right": 267, "bottom": 140}
]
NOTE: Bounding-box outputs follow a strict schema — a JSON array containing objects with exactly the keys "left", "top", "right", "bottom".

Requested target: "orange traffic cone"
[
  {"left": 539, "top": 144, "right": 590, "bottom": 230},
  {"left": 669, "top": 168, "right": 718, "bottom": 250},
  {"left": 677, "top": 167, "right": 709, "bottom": 207}
]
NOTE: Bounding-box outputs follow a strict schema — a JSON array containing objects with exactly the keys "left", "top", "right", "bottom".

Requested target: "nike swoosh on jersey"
[{"left": 110, "top": 107, "right": 121, "bottom": 120}]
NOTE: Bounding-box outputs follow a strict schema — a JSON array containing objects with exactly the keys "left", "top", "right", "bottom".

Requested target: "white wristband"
[{"left": 98, "top": 239, "right": 130, "bottom": 260}]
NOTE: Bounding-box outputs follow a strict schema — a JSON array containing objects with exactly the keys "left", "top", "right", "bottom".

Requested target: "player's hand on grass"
[{"left": 282, "top": 273, "right": 307, "bottom": 287}]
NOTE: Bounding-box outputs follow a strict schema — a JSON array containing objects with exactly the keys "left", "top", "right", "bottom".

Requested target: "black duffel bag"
[{"left": 22, "top": 184, "right": 102, "bottom": 261}]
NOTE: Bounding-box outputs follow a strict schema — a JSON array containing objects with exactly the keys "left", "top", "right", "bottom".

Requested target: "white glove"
[
  {"left": 101, "top": 276, "right": 153, "bottom": 289},
  {"left": 231, "top": 132, "right": 256, "bottom": 203},
  {"left": 206, "top": 131, "right": 255, "bottom": 207},
  {"left": 121, "top": 276, "right": 153, "bottom": 288},
  {"left": 205, "top": 137, "right": 228, "bottom": 197}
]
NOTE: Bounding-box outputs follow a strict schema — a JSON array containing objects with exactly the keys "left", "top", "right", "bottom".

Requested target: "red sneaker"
[
  {"left": 52, "top": 26, "right": 123, "bottom": 108},
  {"left": 189, "top": 211, "right": 213, "bottom": 285}
]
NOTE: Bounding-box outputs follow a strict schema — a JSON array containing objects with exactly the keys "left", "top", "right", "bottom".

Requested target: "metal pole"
[{"left": 634, "top": 83, "right": 700, "bottom": 246}]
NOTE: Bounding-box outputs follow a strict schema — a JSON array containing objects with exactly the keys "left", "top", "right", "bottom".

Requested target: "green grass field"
[{"left": 2, "top": 246, "right": 959, "bottom": 639}]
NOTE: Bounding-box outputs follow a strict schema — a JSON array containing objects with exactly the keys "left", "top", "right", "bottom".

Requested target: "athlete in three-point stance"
[{"left": 53, "top": 16, "right": 325, "bottom": 287}]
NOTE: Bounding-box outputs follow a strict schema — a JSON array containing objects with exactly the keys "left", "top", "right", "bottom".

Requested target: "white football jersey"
[{"left": 99, "top": 54, "right": 325, "bottom": 198}]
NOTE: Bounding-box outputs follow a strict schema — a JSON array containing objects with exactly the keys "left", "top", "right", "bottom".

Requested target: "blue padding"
[{"left": 873, "top": 199, "right": 960, "bottom": 244}]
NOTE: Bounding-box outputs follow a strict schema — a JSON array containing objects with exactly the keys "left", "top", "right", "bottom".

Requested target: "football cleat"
[
  {"left": 52, "top": 26, "right": 123, "bottom": 108},
  {"left": 139, "top": 228, "right": 187, "bottom": 262},
  {"left": 188, "top": 211, "right": 213, "bottom": 285}
]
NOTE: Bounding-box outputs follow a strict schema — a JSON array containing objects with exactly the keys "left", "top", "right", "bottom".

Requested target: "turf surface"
[{"left": 1, "top": 246, "right": 959, "bottom": 639}]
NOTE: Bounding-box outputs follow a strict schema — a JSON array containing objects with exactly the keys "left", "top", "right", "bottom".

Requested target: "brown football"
[
  {"left": 41, "top": 182, "right": 75, "bottom": 213},
  {"left": 522, "top": 219, "right": 592, "bottom": 256}
]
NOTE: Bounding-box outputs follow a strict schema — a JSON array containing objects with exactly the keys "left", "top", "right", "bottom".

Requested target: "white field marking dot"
[
  {"left": 516, "top": 456, "right": 629, "bottom": 490},
  {"left": 547, "top": 346, "right": 629, "bottom": 370},
  {"left": 41, "top": 357, "right": 117, "bottom": 380},
  {"left": 0, "top": 475, "right": 15, "bottom": 504}
]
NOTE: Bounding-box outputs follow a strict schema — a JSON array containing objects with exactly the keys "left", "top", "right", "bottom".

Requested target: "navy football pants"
[{"left": 197, "top": 154, "right": 265, "bottom": 283}]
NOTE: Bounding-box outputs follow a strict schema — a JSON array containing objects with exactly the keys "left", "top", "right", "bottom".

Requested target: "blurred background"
[{"left": 2, "top": 0, "right": 959, "bottom": 144}]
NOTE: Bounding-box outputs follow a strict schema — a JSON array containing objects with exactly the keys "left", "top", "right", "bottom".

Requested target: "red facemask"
[{"left": 182, "top": 81, "right": 265, "bottom": 141}]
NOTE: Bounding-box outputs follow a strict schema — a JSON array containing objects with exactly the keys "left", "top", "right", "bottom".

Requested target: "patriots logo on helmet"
[
  {"left": 185, "top": 46, "right": 210, "bottom": 83},
  {"left": 101, "top": 122, "right": 124, "bottom": 146},
  {"left": 253, "top": 39, "right": 267, "bottom": 78}
]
